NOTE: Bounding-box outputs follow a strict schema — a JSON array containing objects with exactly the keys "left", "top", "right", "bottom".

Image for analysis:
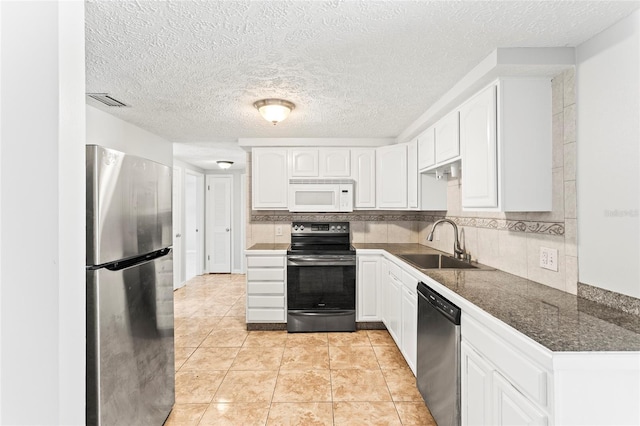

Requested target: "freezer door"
[
  {"left": 86, "top": 145, "right": 172, "bottom": 266},
  {"left": 86, "top": 251, "right": 174, "bottom": 426}
]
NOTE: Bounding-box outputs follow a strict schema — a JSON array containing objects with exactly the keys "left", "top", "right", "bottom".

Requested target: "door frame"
[
  {"left": 205, "top": 174, "right": 234, "bottom": 273},
  {"left": 184, "top": 169, "right": 205, "bottom": 277},
  {"left": 172, "top": 166, "right": 184, "bottom": 289}
]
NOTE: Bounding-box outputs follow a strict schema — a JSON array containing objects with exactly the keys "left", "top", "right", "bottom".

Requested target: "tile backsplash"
[
  {"left": 419, "top": 70, "right": 577, "bottom": 294},
  {"left": 246, "top": 70, "right": 577, "bottom": 295}
]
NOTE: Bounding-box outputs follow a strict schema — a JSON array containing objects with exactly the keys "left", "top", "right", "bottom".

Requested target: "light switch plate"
[
  {"left": 275, "top": 225, "right": 283, "bottom": 236},
  {"left": 540, "top": 247, "right": 558, "bottom": 271}
]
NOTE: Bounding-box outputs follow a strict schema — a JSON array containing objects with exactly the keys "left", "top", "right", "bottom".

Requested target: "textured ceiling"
[{"left": 85, "top": 0, "right": 640, "bottom": 169}]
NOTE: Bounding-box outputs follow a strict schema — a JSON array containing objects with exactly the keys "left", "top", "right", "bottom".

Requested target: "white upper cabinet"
[
  {"left": 351, "top": 148, "right": 376, "bottom": 209},
  {"left": 376, "top": 144, "right": 408, "bottom": 208},
  {"left": 461, "top": 78, "right": 552, "bottom": 212},
  {"left": 407, "top": 140, "right": 419, "bottom": 209},
  {"left": 460, "top": 84, "right": 498, "bottom": 208},
  {"left": 252, "top": 148, "right": 288, "bottom": 210},
  {"left": 435, "top": 110, "right": 460, "bottom": 164},
  {"left": 290, "top": 148, "right": 351, "bottom": 178},
  {"left": 290, "top": 148, "right": 319, "bottom": 177},
  {"left": 320, "top": 149, "right": 351, "bottom": 177},
  {"left": 418, "top": 127, "right": 436, "bottom": 170}
]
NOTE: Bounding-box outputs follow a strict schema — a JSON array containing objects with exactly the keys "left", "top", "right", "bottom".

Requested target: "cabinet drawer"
[
  {"left": 388, "top": 261, "right": 402, "bottom": 281},
  {"left": 248, "top": 295, "right": 285, "bottom": 308},
  {"left": 401, "top": 270, "right": 419, "bottom": 292},
  {"left": 246, "top": 308, "right": 285, "bottom": 322},
  {"left": 247, "top": 256, "right": 285, "bottom": 268},
  {"left": 247, "top": 268, "right": 285, "bottom": 281},
  {"left": 247, "top": 281, "right": 285, "bottom": 295},
  {"left": 463, "top": 315, "right": 549, "bottom": 407}
]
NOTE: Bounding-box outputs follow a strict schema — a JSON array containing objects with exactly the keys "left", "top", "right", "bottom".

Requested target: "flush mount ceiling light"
[
  {"left": 216, "top": 161, "right": 233, "bottom": 169},
  {"left": 253, "top": 99, "right": 295, "bottom": 125}
]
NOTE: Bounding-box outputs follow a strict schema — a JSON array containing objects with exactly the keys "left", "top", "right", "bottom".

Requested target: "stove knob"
[
  {"left": 294, "top": 225, "right": 298, "bottom": 231},
  {"left": 331, "top": 226, "right": 336, "bottom": 231},
  {"left": 300, "top": 225, "right": 304, "bottom": 230}
]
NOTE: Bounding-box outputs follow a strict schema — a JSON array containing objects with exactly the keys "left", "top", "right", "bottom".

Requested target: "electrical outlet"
[
  {"left": 539, "top": 247, "right": 558, "bottom": 271},
  {"left": 435, "top": 228, "right": 440, "bottom": 241},
  {"left": 275, "top": 225, "right": 283, "bottom": 236}
]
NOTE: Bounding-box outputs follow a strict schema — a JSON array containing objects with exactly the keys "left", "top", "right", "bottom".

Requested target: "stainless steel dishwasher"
[{"left": 417, "top": 281, "right": 461, "bottom": 426}]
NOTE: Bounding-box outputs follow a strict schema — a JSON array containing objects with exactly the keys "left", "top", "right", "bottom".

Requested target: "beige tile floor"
[{"left": 165, "top": 273, "right": 436, "bottom": 426}]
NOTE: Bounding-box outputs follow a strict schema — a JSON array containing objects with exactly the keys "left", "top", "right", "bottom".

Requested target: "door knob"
[
  {"left": 226, "top": 228, "right": 230, "bottom": 232},
  {"left": 175, "top": 233, "right": 182, "bottom": 238}
]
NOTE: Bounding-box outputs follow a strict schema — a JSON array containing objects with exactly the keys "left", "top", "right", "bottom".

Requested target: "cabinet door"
[
  {"left": 357, "top": 255, "right": 381, "bottom": 321},
  {"left": 461, "top": 341, "right": 493, "bottom": 426},
  {"left": 290, "top": 148, "right": 319, "bottom": 177},
  {"left": 385, "top": 271, "right": 402, "bottom": 345},
  {"left": 493, "top": 372, "right": 547, "bottom": 426},
  {"left": 376, "top": 144, "right": 407, "bottom": 208},
  {"left": 252, "top": 148, "right": 288, "bottom": 209},
  {"left": 401, "top": 285, "right": 418, "bottom": 375},
  {"left": 435, "top": 110, "right": 460, "bottom": 163},
  {"left": 418, "top": 127, "right": 436, "bottom": 170},
  {"left": 380, "top": 259, "right": 389, "bottom": 323},
  {"left": 320, "top": 149, "right": 351, "bottom": 177},
  {"left": 351, "top": 148, "right": 376, "bottom": 208},
  {"left": 460, "top": 85, "right": 498, "bottom": 208},
  {"left": 407, "top": 140, "right": 419, "bottom": 209}
]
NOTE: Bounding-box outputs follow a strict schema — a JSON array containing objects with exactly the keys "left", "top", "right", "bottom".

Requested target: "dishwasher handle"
[{"left": 417, "top": 281, "right": 461, "bottom": 325}]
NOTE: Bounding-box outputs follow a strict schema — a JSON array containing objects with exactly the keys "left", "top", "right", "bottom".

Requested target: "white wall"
[
  {"left": 576, "top": 10, "right": 640, "bottom": 298},
  {"left": 0, "top": 1, "right": 85, "bottom": 424},
  {"left": 86, "top": 104, "right": 173, "bottom": 166}
]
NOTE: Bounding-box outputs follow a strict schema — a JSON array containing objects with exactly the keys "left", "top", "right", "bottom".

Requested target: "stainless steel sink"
[{"left": 398, "top": 253, "right": 479, "bottom": 270}]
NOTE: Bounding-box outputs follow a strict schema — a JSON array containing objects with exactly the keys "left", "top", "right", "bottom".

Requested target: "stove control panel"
[{"left": 292, "top": 222, "right": 349, "bottom": 234}]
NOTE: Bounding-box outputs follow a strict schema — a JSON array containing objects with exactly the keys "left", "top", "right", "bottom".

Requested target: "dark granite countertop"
[
  {"left": 355, "top": 243, "right": 640, "bottom": 352},
  {"left": 246, "top": 243, "right": 290, "bottom": 251}
]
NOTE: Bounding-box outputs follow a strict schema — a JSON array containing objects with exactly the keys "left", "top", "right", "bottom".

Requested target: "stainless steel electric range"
[{"left": 286, "top": 222, "right": 356, "bottom": 332}]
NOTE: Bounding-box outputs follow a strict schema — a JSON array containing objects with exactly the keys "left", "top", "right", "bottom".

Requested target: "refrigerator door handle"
[{"left": 101, "top": 248, "right": 171, "bottom": 272}]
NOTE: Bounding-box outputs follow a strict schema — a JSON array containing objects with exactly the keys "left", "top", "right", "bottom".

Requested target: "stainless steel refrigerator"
[{"left": 86, "top": 145, "right": 174, "bottom": 425}]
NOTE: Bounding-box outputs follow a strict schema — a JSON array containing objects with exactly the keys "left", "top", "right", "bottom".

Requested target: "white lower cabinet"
[
  {"left": 461, "top": 341, "right": 494, "bottom": 426},
  {"left": 493, "top": 371, "right": 547, "bottom": 426},
  {"left": 385, "top": 265, "right": 403, "bottom": 344},
  {"left": 400, "top": 278, "right": 418, "bottom": 374},
  {"left": 245, "top": 252, "right": 286, "bottom": 322},
  {"left": 356, "top": 254, "right": 382, "bottom": 321},
  {"left": 461, "top": 314, "right": 550, "bottom": 426},
  {"left": 380, "top": 256, "right": 419, "bottom": 375}
]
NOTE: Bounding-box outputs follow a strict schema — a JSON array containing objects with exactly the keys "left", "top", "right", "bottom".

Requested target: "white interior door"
[
  {"left": 184, "top": 172, "right": 201, "bottom": 281},
  {"left": 206, "top": 175, "right": 232, "bottom": 273},
  {"left": 172, "top": 166, "right": 184, "bottom": 289}
]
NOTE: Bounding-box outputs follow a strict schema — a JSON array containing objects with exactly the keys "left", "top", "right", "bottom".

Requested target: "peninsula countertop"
[{"left": 354, "top": 243, "right": 640, "bottom": 352}]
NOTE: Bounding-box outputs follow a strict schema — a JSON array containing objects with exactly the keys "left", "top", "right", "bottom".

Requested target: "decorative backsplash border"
[{"left": 250, "top": 212, "right": 564, "bottom": 235}]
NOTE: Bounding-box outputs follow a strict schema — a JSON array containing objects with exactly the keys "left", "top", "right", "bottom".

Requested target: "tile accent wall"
[{"left": 246, "top": 70, "right": 579, "bottom": 294}]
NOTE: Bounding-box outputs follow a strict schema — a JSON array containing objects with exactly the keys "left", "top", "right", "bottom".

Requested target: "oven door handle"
[{"left": 287, "top": 256, "right": 356, "bottom": 266}]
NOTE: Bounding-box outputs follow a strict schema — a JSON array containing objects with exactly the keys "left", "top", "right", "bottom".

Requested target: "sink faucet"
[{"left": 427, "top": 219, "right": 465, "bottom": 260}]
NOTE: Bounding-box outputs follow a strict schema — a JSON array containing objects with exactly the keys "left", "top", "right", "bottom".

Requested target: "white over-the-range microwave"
[{"left": 288, "top": 179, "right": 354, "bottom": 212}]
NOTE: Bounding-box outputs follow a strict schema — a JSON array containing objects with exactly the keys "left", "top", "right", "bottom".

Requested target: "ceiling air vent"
[{"left": 86, "top": 93, "right": 128, "bottom": 107}]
